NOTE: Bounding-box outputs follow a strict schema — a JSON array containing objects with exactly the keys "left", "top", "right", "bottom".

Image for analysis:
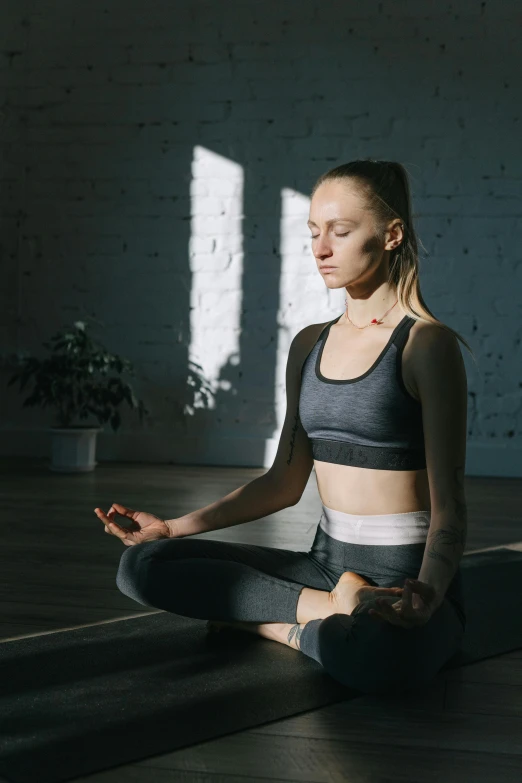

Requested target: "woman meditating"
[{"left": 94, "top": 159, "right": 472, "bottom": 696}]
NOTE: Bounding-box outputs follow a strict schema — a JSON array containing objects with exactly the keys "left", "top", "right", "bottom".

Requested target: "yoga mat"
[{"left": 1, "top": 545, "right": 522, "bottom": 783}]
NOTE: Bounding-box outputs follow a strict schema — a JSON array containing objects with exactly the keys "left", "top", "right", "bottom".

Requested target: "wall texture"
[{"left": 1, "top": 0, "right": 521, "bottom": 476}]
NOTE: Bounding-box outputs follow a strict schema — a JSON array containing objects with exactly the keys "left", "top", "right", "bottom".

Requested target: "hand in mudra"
[
  {"left": 353, "top": 579, "right": 437, "bottom": 629},
  {"left": 331, "top": 572, "right": 405, "bottom": 617},
  {"left": 94, "top": 503, "right": 171, "bottom": 546},
  {"left": 351, "top": 582, "right": 406, "bottom": 616}
]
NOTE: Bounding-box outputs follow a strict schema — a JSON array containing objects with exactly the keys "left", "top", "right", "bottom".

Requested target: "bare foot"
[
  {"left": 328, "top": 572, "right": 371, "bottom": 616},
  {"left": 328, "top": 571, "right": 404, "bottom": 616}
]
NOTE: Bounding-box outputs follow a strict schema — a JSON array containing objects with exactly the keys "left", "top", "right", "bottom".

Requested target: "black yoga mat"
[{"left": 1, "top": 545, "right": 522, "bottom": 783}]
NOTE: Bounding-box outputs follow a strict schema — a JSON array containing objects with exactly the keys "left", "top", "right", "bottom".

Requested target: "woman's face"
[{"left": 308, "top": 180, "right": 395, "bottom": 291}]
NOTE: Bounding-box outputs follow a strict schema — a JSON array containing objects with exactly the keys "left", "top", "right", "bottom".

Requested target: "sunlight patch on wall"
[{"left": 187, "top": 146, "right": 244, "bottom": 410}]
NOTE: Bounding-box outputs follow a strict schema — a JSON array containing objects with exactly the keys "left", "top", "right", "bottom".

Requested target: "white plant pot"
[{"left": 49, "top": 426, "right": 103, "bottom": 473}]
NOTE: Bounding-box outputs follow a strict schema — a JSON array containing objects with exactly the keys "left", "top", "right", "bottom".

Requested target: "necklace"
[{"left": 344, "top": 298, "right": 399, "bottom": 330}]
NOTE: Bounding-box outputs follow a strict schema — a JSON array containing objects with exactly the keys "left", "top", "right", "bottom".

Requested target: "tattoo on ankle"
[{"left": 287, "top": 623, "right": 304, "bottom": 649}]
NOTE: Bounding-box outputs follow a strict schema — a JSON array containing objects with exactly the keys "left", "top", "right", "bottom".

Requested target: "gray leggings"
[{"left": 116, "top": 522, "right": 465, "bottom": 696}]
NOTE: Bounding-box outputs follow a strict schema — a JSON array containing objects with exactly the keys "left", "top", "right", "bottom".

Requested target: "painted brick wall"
[{"left": 1, "top": 0, "right": 521, "bottom": 476}]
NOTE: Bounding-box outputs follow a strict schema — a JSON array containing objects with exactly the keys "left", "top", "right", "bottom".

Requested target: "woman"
[{"left": 95, "top": 159, "right": 474, "bottom": 696}]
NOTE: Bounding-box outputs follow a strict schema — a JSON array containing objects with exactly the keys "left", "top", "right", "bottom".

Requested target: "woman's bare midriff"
[
  {"left": 310, "top": 311, "right": 431, "bottom": 516},
  {"left": 313, "top": 462, "right": 431, "bottom": 515}
]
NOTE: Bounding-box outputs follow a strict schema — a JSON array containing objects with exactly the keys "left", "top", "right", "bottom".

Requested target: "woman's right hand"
[{"left": 94, "top": 503, "right": 172, "bottom": 547}]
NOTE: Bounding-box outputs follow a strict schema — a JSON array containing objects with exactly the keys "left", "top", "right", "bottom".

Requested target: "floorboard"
[{"left": 1, "top": 457, "right": 521, "bottom": 782}]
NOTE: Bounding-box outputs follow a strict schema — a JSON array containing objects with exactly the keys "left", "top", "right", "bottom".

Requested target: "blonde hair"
[{"left": 311, "top": 159, "right": 476, "bottom": 363}]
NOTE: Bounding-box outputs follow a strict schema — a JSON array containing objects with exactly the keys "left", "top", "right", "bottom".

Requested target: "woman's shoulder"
[
  {"left": 407, "top": 315, "right": 459, "bottom": 348},
  {"left": 406, "top": 317, "right": 464, "bottom": 391},
  {"left": 288, "top": 318, "right": 336, "bottom": 374}
]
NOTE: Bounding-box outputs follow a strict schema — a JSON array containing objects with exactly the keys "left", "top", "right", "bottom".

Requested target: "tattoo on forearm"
[
  {"left": 286, "top": 408, "right": 300, "bottom": 465},
  {"left": 287, "top": 623, "right": 304, "bottom": 649},
  {"left": 426, "top": 524, "right": 467, "bottom": 571}
]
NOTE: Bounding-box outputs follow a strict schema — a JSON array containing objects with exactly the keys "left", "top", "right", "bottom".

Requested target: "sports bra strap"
[{"left": 392, "top": 316, "right": 415, "bottom": 351}]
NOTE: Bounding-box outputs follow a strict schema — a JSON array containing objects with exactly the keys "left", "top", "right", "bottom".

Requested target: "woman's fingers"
[
  {"left": 380, "top": 582, "right": 418, "bottom": 620},
  {"left": 369, "top": 581, "right": 435, "bottom": 627},
  {"left": 94, "top": 508, "right": 127, "bottom": 540},
  {"left": 408, "top": 578, "right": 436, "bottom": 603},
  {"left": 371, "top": 584, "right": 411, "bottom": 623},
  {"left": 402, "top": 579, "right": 430, "bottom": 612},
  {"left": 401, "top": 581, "right": 412, "bottom": 609},
  {"left": 112, "top": 502, "right": 138, "bottom": 519}
]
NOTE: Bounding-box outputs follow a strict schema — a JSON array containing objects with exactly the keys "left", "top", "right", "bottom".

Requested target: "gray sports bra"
[{"left": 298, "top": 313, "right": 426, "bottom": 471}]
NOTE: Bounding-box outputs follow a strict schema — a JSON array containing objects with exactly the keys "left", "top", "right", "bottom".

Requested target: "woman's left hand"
[{"left": 365, "top": 579, "right": 439, "bottom": 629}]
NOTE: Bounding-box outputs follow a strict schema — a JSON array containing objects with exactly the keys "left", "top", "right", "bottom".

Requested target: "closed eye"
[{"left": 311, "top": 232, "right": 350, "bottom": 239}]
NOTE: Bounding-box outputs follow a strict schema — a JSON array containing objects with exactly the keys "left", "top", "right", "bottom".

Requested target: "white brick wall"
[{"left": 1, "top": 0, "right": 521, "bottom": 476}]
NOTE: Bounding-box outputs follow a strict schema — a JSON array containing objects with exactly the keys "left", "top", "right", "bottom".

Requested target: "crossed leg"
[
  {"left": 115, "top": 536, "right": 463, "bottom": 694},
  {"left": 206, "top": 570, "right": 399, "bottom": 651}
]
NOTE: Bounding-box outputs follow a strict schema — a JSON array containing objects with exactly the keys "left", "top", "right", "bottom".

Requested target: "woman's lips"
[{"left": 320, "top": 266, "right": 337, "bottom": 273}]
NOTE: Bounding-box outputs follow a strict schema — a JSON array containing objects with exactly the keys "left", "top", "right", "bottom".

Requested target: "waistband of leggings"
[{"left": 319, "top": 503, "right": 431, "bottom": 545}]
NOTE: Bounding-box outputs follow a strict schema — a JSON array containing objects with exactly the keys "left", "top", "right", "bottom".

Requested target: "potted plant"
[{"left": 5, "top": 319, "right": 150, "bottom": 473}]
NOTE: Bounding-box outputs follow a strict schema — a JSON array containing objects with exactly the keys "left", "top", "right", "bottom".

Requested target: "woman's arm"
[
  {"left": 167, "top": 325, "right": 319, "bottom": 538},
  {"left": 410, "top": 324, "right": 469, "bottom": 609},
  {"left": 167, "top": 472, "right": 300, "bottom": 538}
]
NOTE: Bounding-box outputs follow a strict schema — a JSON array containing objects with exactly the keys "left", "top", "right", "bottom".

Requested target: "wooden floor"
[{"left": 2, "top": 457, "right": 522, "bottom": 783}]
